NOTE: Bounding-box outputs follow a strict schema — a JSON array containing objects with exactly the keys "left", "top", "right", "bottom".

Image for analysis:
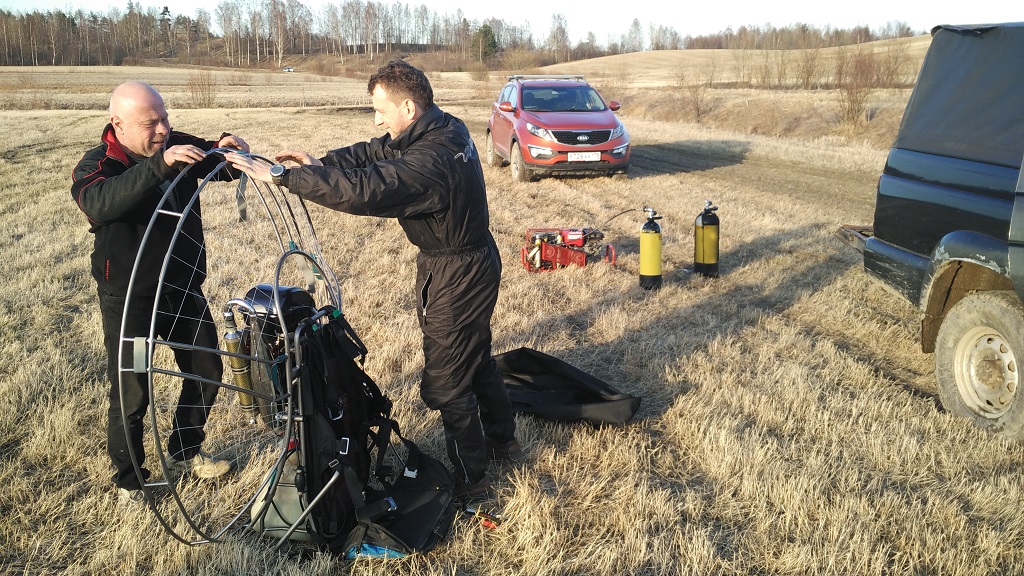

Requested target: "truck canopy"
[{"left": 895, "top": 23, "right": 1024, "bottom": 168}]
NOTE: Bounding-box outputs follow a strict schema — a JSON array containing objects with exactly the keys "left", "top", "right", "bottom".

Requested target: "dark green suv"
[{"left": 839, "top": 22, "right": 1024, "bottom": 439}]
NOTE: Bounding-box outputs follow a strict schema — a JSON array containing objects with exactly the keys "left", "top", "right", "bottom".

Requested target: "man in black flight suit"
[{"left": 227, "top": 60, "right": 523, "bottom": 500}]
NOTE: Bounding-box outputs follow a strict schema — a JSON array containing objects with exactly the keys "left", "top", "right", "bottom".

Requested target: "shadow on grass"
[
  {"left": 502, "top": 220, "right": 937, "bottom": 426},
  {"left": 627, "top": 139, "right": 751, "bottom": 178},
  {"left": 501, "top": 139, "right": 750, "bottom": 183}
]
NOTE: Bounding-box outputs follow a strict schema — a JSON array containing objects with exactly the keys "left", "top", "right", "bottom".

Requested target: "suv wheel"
[
  {"left": 484, "top": 131, "right": 503, "bottom": 167},
  {"left": 935, "top": 290, "right": 1024, "bottom": 439},
  {"left": 510, "top": 142, "right": 532, "bottom": 182}
]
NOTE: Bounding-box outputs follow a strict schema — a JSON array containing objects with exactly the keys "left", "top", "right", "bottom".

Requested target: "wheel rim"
[{"left": 953, "top": 325, "right": 1019, "bottom": 418}]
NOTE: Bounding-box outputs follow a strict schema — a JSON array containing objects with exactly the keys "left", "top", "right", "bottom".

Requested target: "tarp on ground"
[{"left": 495, "top": 347, "right": 641, "bottom": 426}]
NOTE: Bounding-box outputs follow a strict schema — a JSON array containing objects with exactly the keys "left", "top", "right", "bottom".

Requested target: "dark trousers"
[
  {"left": 99, "top": 284, "right": 223, "bottom": 489},
  {"left": 416, "top": 240, "right": 516, "bottom": 485}
]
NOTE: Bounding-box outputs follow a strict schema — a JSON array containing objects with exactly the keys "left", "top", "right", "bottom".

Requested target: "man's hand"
[
  {"left": 224, "top": 152, "right": 273, "bottom": 184},
  {"left": 275, "top": 149, "right": 323, "bottom": 167},
  {"left": 163, "top": 144, "right": 206, "bottom": 169},
  {"left": 217, "top": 134, "right": 250, "bottom": 153}
]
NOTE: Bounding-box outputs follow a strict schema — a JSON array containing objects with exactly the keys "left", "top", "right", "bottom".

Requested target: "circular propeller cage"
[{"left": 116, "top": 151, "right": 341, "bottom": 545}]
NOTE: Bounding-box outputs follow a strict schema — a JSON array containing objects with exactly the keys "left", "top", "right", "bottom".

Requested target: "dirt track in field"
[{"left": 628, "top": 140, "right": 879, "bottom": 222}]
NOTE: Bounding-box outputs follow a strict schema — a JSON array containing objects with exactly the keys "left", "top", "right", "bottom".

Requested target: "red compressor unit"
[{"left": 521, "top": 227, "right": 616, "bottom": 272}]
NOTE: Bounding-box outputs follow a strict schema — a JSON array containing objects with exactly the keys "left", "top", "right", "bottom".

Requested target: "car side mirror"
[
  {"left": 608, "top": 101, "right": 621, "bottom": 111},
  {"left": 499, "top": 102, "right": 514, "bottom": 113}
]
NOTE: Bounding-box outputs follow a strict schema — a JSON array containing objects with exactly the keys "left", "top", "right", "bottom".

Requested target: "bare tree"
[
  {"left": 288, "top": 1, "right": 312, "bottom": 56},
  {"left": 362, "top": 1, "right": 378, "bottom": 59},
  {"left": 835, "top": 46, "right": 878, "bottom": 124},
  {"left": 502, "top": 47, "right": 537, "bottom": 71},
  {"left": 795, "top": 29, "right": 823, "bottom": 89},
  {"left": 186, "top": 70, "right": 216, "bottom": 107},
  {"left": 270, "top": 0, "right": 286, "bottom": 66},
  {"left": 772, "top": 49, "right": 791, "bottom": 88},
  {"left": 649, "top": 24, "right": 681, "bottom": 50},
  {"left": 325, "top": 3, "right": 344, "bottom": 62},
  {"left": 547, "top": 13, "right": 569, "bottom": 63},
  {"left": 876, "top": 38, "right": 910, "bottom": 88},
  {"left": 342, "top": 0, "right": 362, "bottom": 55},
  {"left": 625, "top": 18, "right": 643, "bottom": 52},
  {"left": 414, "top": 4, "right": 429, "bottom": 48},
  {"left": 176, "top": 15, "right": 194, "bottom": 62},
  {"left": 194, "top": 9, "right": 212, "bottom": 60},
  {"left": 44, "top": 11, "right": 63, "bottom": 65},
  {"left": 676, "top": 56, "right": 717, "bottom": 122},
  {"left": 216, "top": 1, "right": 238, "bottom": 65}
]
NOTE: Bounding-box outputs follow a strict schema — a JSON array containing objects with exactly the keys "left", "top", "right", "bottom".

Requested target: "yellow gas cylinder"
[
  {"left": 639, "top": 206, "right": 663, "bottom": 290},
  {"left": 222, "top": 309, "right": 256, "bottom": 411},
  {"left": 694, "top": 200, "right": 719, "bottom": 277}
]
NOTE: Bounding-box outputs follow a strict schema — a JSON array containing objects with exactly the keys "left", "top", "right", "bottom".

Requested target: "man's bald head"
[
  {"left": 109, "top": 81, "right": 170, "bottom": 159},
  {"left": 109, "top": 81, "right": 163, "bottom": 117}
]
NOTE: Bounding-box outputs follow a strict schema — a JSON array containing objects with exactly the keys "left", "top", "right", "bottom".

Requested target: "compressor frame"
[{"left": 520, "top": 227, "right": 616, "bottom": 272}]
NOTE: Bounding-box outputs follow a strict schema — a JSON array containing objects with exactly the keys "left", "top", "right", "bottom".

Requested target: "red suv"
[{"left": 485, "top": 75, "right": 630, "bottom": 182}]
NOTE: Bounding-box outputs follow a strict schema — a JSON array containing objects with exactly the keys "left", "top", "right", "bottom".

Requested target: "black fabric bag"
[
  {"left": 291, "top": 307, "right": 455, "bottom": 557},
  {"left": 494, "top": 347, "right": 641, "bottom": 426},
  {"left": 299, "top": 310, "right": 394, "bottom": 544}
]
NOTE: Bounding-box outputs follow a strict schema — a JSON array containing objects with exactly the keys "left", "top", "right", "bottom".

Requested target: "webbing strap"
[{"left": 234, "top": 173, "right": 248, "bottom": 221}]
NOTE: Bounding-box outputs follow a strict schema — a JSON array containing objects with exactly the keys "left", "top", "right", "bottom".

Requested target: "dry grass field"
[{"left": 4, "top": 44, "right": 1024, "bottom": 575}]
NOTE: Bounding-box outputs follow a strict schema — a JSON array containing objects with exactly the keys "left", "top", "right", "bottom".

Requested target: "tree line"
[{"left": 0, "top": 2, "right": 919, "bottom": 69}]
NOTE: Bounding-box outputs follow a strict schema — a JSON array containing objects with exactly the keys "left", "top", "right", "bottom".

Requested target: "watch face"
[{"left": 270, "top": 164, "right": 285, "bottom": 177}]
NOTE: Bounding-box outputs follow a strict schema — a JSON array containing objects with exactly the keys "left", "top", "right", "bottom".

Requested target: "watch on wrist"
[{"left": 269, "top": 163, "right": 287, "bottom": 186}]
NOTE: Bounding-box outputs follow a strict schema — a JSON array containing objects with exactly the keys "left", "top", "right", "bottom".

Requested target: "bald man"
[{"left": 72, "top": 81, "right": 249, "bottom": 504}]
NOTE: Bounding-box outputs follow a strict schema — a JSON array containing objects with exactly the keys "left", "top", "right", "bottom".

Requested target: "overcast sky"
[{"left": 2, "top": 0, "right": 1019, "bottom": 45}]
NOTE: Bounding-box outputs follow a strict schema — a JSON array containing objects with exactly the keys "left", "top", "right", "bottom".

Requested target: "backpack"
[
  {"left": 298, "top": 309, "right": 392, "bottom": 543},
  {"left": 251, "top": 304, "right": 456, "bottom": 558}
]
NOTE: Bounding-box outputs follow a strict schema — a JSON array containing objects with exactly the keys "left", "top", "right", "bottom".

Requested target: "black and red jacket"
[{"left": 71, "top": 124, "right": 234, "bottom": 296}]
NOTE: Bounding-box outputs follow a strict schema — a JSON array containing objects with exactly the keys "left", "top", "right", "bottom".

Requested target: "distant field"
[
  {"left": 0, "top": 35, "right": 931, "bottom": 148},
  {"left": 8, "top": 40, "right": 1023, "bottom": 576}
]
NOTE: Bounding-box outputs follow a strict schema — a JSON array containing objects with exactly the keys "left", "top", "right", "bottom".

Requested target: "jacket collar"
[
  {"left": 388, "top": 104, "right": 444, "bottom": 151},
  {"left": 101, "top": 123, "right": 131, "bottom": 166}
]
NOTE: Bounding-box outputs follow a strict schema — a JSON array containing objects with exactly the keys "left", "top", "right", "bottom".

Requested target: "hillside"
[
  {"left": 532, "top": 35, "right": 932, "bottom": 149},
  {"left": 0, "top": 35, "right": 932, "bottom": 150}
]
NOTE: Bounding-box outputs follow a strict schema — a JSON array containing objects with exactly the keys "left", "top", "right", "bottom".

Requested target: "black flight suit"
[{"left": 281, "top": 104, "right": 516, "bottom": 486}]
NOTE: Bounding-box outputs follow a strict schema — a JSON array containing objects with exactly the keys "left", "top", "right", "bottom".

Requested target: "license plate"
[{"left": 568, "top": 152, "right": 600, "bottom": 162}]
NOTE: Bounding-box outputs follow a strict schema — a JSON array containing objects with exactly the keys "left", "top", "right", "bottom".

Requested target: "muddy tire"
[
  {"left": 935, "top": 290, "right": 1024, "bottom": 439},
  {"left": 511, "top": 142, "right": 533, "bottom": 182},
  {"left": 485, "top": 131, "right": 503, "bottom": 167}
]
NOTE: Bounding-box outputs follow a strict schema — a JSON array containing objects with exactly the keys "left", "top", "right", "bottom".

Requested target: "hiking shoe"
[
  {"left": 172, "top": 451, "right": 234, "bottom": 479},
  {"left": 454, "top": 474, "right": 493, "bottom": 504},
  {"left": 118, "top": 487, "right": 146, "bottom": 507},
  {"left": 487, "top": 439, "right": 527, "bottom": 464}
]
